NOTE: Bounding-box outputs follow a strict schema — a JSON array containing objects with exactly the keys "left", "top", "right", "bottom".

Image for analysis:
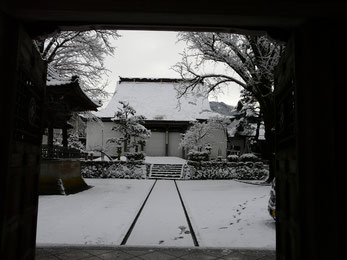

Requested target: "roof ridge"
[{"left": 119, "top": 77, "right": 184, "bottom": 83}]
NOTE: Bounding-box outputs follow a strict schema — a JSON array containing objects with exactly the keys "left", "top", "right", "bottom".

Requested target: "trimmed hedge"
[
  {"left": 187, "top": 150, "right": 210, "bottom": 161},
  {"left": 183, "top": 160, "right": 268, "bottom": 180},
  {"left": 81, "top": 153, "right": 268, "bottom": 181},
  {"left": 125, "top": 152, "right": 146, "bottom": 161},
  {"left": 81, "top": 160, "right": 149, "bottom": 179}
]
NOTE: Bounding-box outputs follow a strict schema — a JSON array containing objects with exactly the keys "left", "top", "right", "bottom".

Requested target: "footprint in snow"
[
  {"left": 178, "top": 226, "right": 187, "bottom": 234},
  {"left": 237, "top": 219, "right": 241, "bottom": 223},
  {"left": 158, "top": 240, "right": 164, "bottom": 244}
]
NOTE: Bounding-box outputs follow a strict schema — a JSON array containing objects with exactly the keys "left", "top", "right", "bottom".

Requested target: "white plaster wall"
[{"left": 86, "top": 121, "right": 122, "bottom": 157}]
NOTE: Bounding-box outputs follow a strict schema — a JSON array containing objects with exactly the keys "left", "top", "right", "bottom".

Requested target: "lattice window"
[{"left": 13, "top": 68, "right": 44, "bottom": 145}]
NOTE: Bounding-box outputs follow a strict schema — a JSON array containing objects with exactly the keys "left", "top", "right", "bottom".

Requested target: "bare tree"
[
  {"left": 35, "top": 30, "right": 120, "bottom": 100},
  {"left": 173, "top": 32, "right": 285, "bottom": 181},
  {"left": 179, "top": 117, "right": 229, "bottom": 152}
]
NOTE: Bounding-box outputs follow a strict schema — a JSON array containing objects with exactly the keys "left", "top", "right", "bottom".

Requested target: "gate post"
[
  {"left": 275, "top": 19, "right": 346, "bottom": 260},
  {"left": 0, "top": 14, "right": 46, "bottom": 260}
]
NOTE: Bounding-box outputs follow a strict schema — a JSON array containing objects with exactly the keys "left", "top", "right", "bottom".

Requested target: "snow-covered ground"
[
  {"left": 145, "top": 156, "right": 187, "bottom": 164},
  {"left": 36, "top": 179, "right": 155, "bottom": 246},
  {"left": 126, "top": 180, "right": 194, "bottom": 247},
  {"left": 177, "top": 180, "right": 275, "bottom": 249},
  {"left": 36, "top": 179, "right": 275, "bottom": 249}
]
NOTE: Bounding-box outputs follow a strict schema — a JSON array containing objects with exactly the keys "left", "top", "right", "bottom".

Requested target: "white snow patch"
[
  {"left": 36, "top": 179, "right": 275, "bottom": 249},
  {"left": 126, "top": 180, "right": 194, "bottom": 247},
  {"left": 177, "top": 180, "right": 275, "bottom": 249},
  {"left": 36, "top": 179, "right": 155, "bottom": 246}
]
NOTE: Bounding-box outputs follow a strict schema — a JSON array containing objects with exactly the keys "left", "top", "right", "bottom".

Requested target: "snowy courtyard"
[{"left": 36, "top": 179, "right": 275, "bottom": 249}]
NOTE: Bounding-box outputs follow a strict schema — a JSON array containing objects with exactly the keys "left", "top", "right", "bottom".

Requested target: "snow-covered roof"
[
  {"left": 94, "top": 77, "right": 221, "bottom": 121},
  {"left": 46, "top": 66, "right": 75, "bottom": 86},
  {"left": 46, "top": 66, "right": 101, "bottom": 109}
]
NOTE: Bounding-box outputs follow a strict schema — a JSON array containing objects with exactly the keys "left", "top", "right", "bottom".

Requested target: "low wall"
[{"left": 39, "top": 159, "right": 89, "bottom": 195}]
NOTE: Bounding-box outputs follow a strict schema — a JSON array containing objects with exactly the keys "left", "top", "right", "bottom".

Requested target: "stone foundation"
[{"left": 39, "top": 159, "right": 89, "bottom": 195}]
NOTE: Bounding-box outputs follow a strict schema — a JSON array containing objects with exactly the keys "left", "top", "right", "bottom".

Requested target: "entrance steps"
[{"left": 149, "top": 164, "right": 184, "bottom": 179}]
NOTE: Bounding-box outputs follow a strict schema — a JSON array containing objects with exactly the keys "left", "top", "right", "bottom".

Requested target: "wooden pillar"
[
  {"left": 0, "top": 15, "right": 46, "bottom": 260},
  {"left": 47, "top": 126, "right": 54, "bottom": 147},
  {"left": 62, "top": 125, "right": 68, "bottom": 148},
  {"left": 296, "top": 20, "right": 345, "bottom": 260},
  {"left": 165, "top": 127, "right": 169, "bottom": 156}
]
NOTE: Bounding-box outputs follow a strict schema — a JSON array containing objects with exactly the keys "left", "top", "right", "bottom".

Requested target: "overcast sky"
[{"left": 103, "top": 30, "right": 241, "bottom": 107}]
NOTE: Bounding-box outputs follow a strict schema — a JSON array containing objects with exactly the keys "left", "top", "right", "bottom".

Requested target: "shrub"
[
  {"left": 103, "top": 164, "right": 146, "bottom": 179},
  {"left": 187, "top": 150, "right": 209, "bottom": 161},
  {"left": 254, "top": 162, "right": 264, "bottom": 168},
  {"left": 125, "top": 151, "right": 145, "bottom": 161},
  {"left": 239, "top": 153, "right": 259, "bottom": 162},
  {"left": 183, "top": 160, "right": 268, "bottom": 180},
  {"left": 81, "top": 161, "right": 149, "bottom": 179},
  {"left": 227, "top": 154, "right": 239, "bottom": 162}
]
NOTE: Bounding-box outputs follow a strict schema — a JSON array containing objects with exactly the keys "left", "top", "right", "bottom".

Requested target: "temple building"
[{"left": 86, "top": 77, "right": 228, "bottom": 159}]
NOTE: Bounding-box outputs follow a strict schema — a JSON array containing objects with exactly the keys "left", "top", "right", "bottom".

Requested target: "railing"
[{"left": 41, "top": 145, "right": 87, "bottom": 159}]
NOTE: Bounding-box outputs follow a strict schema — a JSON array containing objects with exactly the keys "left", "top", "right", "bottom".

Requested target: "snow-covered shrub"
[
  {"left": 227, "top": 154, "right": 239, "bottom": 162},
  {"left": 187, "top": 150, "right": 209, "bottom": 161},
  {"left": 125, "top": 151, "right": 145, "bottom": 161},
  {"left": 81, "top": 161, "right": 112, "bottom": 178},
  {"left": 254, "top": 162, "right": 264, "bottom": 168},
  {"left": 237, "top": 161, "right": 245, "bottom": 167},
  {"left": 245, "top": 162, "right": 254, "bottom": 168},
  {"left": 68, "top": 133, "right": 85, "bottom": 151},
  {"left": 185, "top": 161, "right": 237, "bottom": 180},
  {"left": 103, "top": 163, "right": 146, "bottom": 179},
  {"left": 81, "top": 161, "right": 149, "bottom": 179},
  {"left": 183, "top": 160, "right": 268, "bottom": 180},
  {"left": 235, "top": 165, "right": 268, "bottom": 180},
  {"left": 239, "top": 153, "right": 259, "bottom": 162}
]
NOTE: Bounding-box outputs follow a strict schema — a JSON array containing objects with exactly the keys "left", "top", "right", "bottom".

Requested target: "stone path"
[{"left": 125, "top": 180, "right": 195, "bottom": 247}]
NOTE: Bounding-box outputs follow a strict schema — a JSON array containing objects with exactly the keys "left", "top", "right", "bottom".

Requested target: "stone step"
[
  {"left": 152, "top": 168, "right": 182, "bottom": 170},
  {"left": 151, "top": 173, "right": 181, "bottom": 177},
  {"left": 149, "top": 163, "right": 184, "bottom": 179},
  {"left": 148, "top": 176, "right": 180, "bottom": 180},
  {"left": 152, "top": 169, "right": 181, "bottom": 173}
]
